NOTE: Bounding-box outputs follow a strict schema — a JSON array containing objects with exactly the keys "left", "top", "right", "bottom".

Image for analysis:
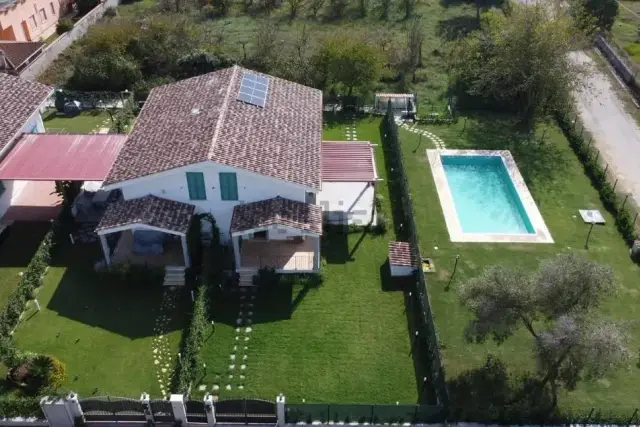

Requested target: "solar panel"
[{"left": 237, "top": 71, "right": 269, "bottom": 107}]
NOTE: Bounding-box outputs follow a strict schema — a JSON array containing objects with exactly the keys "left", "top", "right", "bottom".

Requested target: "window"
[
  {"left": 30, "top": 124, "right": 39, "bottom": 133},
  {"left": 29, "top": 15, "right": 37, "bottom": 28},
  {"left": 219, "top": 172, "right": 238, "bottom": 201},
  {"left": 186, "top": 172, "right": 206, "bottom": 200},
  {"left": 39, "top": 8, "right": 47, "bottom": 22},
  {"left": 0, "top": 182, "right": 5, "bottom": 198},
  {"left": 50, "top": 2, "right": 55, "bottom": 14}
]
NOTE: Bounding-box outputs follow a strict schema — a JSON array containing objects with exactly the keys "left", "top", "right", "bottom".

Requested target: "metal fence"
[
  {"left": 79, "top": 396, "right": 145, "bottom": 422},
  {"left": 150, "top": 399, "right": 174, "bottom": 422},
  {"left": 285, "top": 403, "right": 445, "bottom": 424},
  {"left": 185, "top": 400, "right": 207, "bottom": 424},
  {"left": 381, "top": 105, "right": 450, "bottom": 409}
]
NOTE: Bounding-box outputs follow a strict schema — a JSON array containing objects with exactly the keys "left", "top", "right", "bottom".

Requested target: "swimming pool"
[{"left": 427, "top": 150, "right": 553, "bottom": 243}]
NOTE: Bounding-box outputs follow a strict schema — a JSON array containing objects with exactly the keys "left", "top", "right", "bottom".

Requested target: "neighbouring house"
[
  {"left": 0, "top": 67, "right": 380, "bottom": 283},
  {"left": 0, "top": 72, "right": 52, "bottom": 227},
  {"left": 0, "top": 0, "right": 71, "bottom": 42},
  {"left": 0, "top": 40, "right": 44, "bottom": 73}
]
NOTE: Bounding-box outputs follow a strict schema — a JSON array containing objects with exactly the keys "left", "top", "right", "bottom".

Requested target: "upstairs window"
[
  {"left": 219, "top": 172, "right": 238, "bottom": 201},
  {"left": 186, "top": 172, "right": 206, "bottom": 200}
]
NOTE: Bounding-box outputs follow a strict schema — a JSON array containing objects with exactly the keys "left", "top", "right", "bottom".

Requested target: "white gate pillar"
[
  {"left": 170, "top": 394, "right": 188, "bottom": 425},
  {"left": 64, "top": 392, "right": 83, "bottom": 422},
  {"left": 141, "top": 392, "right": 154, "bottom": 423},
  {"left": 40, "top": 396, "right": 73, "bottom": 427},
  {"left": 276, "top": 394, "right": 286, "bottom": 427},
  {"left": 204, "top": 393, "right": 216, "bottom": 426}
]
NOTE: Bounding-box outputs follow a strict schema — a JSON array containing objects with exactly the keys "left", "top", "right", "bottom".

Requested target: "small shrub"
[
  {"left": 374, "top": 192, "right": 384, "bottom": 211},
  {"left": 374, "top": 213, "right": 388, "bottom": 235},
  {"left": 56, "top": 18, "right": 73, "bottom": 35},
  {"left": 8, "top": 354, "right": 66, "bottom": 394},
  {"left": 0, "top": 397, "right": 43, "bottom": 418},
  {"left": 103, "top": 6, "right": 117, "bottom": 17}
]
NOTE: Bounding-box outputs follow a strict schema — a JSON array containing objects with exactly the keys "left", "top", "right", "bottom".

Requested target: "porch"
[
  {"left": 239, "top": 237, "right": 317, "bottom": 272},
  {"left": 111, "top": 229, "right": 186, "bottom": 267}
]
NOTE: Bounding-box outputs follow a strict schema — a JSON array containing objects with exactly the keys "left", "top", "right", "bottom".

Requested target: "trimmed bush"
[
  {"left": 7, "top": 353, "right": 66, "bottom": 394},
  {"left": 556, "top": 110, "right": 638, "bottom": 245},
  {"left": 0, "top": 397, "right": 43, "bottom": 418},
  {"left": 56, "top": 18, "right": 73, "bottom": 35}
]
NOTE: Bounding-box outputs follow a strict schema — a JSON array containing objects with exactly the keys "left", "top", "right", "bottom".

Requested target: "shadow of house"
[{"left": 0, "top": 222, "right": 51, "bottom": 268}]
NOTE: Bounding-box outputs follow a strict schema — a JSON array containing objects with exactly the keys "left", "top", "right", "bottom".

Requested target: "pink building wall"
[{"left": 0, "top": 0, "right": 70, "bottom": 42}]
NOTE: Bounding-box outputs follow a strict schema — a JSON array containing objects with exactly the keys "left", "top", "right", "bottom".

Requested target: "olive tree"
[{"left": 458, "top": 253, "right": 630, "bottom": 407}]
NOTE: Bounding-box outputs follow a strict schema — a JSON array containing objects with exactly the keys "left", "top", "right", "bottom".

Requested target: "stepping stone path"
[
  {"left": 344, "top": 115, "right": 358, "bottom": 141},
  {"left": 396, "top": 119, "right": 447, "bottom": 149},
  {"left": 92, "top": 117, "right": 112, "bottom": 134},
  {"left": 211, "top": 287, "right": 257, "bottom": 398},
  {"left": 151, "top": 288, "right": 179, "bottom": 397}
]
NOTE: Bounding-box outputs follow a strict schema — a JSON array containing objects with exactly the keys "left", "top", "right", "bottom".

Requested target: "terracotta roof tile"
[
  {"left": 231, "top": 197, "right": 323, "bottom": 235},
  {"left": 321, "top": 141, "right": 377, "bottom": 182},
  {"left": 95, "top": 195, "right": 195, "bottom": 234},
  {"left": 104, "top": 66, "right": 322, "bottom": 189},
  {"left": 0, "top": 41, "right": 45, "bottom": 70},
  {"left": 388, "top": 241, "right": 417, "bottom": 267},
  {"left": 0, "top": 73, "right": 51, "bottom": 153}
]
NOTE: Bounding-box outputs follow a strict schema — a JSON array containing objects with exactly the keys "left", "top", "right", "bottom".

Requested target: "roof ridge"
[{"left": 207, "top": 65, "right": 240, "bottom": 160}]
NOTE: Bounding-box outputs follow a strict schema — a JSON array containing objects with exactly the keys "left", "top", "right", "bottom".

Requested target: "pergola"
[{"left": 94, "top": 195, "right": 196, "bottom": 267}]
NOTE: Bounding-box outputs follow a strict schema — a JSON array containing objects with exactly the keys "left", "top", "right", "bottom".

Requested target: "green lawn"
[
  {"left": 196, "top": 114, "right": 418, "bottom": 404},
  {"left": 42, "top": 109, "right": 111, "bottom": 133},
  {"left": 611, "top": 1, "right": 640, "bottom": 65},
  {"left": 395, "top": 114, "right": 640, "bottom": 412},
  {"left": 7, "top": 242, "right": 189, "bottom": 398},
  {"left": 0, "top": 223, "right": 51, "bottom": 310}
]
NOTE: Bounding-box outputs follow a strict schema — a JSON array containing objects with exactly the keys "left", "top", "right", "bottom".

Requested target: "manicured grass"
[
  {"left": 8, "top": 242, "right": 189, "bottom": 398},
  {"left": 0, "top": 223, "right": 51, "bottom": 310},
  {"left": 42, "top": 109, "right": 111, "bottom": 133},
  {"left": 396, "top": 114, "right": 640, "bottom": 411},
  {"left": 611, "top": 2, "right": 640, "bottom": 65},
  {"left": 196, "top": 115, "right": 418, "bottom": 404}
]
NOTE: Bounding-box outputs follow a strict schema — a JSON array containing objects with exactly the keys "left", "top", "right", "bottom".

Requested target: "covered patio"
[
  {"left": 230, "top": 197, "right": 323, "bottom": 273},
  {"left": 94, "top": 195, "right": 195, "bottom": 268}
]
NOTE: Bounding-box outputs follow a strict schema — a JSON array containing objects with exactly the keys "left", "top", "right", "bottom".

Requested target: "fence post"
[
  {"left": 40, "top": 396, "right": 74, "bottom": 427},
  {"left": 141, "top": 393, "right": 154, "bottom": 424},
  {"left": 65, "top": 392, "right": 84, "bottom": 423},
  {"left": 170, "top": 394, "right": 188, "bottom": 425},
  {"left": 204, "top": 393, "right": 216, "bottom": 427},
  {"left": 276, "top": 394, "right": 286, "bottom": 427}
]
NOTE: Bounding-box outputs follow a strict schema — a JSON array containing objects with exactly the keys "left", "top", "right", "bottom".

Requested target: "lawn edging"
[
  {"left": 380, "top": 106, "right": 449, "bottom": 411},
  {"left": 555, "top": 110, "right": 639, "bottom": 246}
]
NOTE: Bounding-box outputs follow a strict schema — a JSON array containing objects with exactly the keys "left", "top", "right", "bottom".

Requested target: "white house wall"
[
  {"left": 318, "top": 181, "right": 376, "bottom": 226},
  {"left": 116, "top": 162, "right": 311, "bottom": 240},
  {"left": 267, "top": 226, "right": 304, "bottom": 240}
]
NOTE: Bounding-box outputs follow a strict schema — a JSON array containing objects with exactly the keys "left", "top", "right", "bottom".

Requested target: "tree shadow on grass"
[
  {"left": 437, "top": 16, "right": 479, "bottom": 41},
  {"left": 462, "top": 115, "right": 569, "bottom": 194},
  {"left": 447, "top": 356, "right": 561, "bottom": 423}
]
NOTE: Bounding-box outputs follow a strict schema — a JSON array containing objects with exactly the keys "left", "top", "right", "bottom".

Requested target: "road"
[{"left": 571, "top": 51, "right": 640, "bottom": 207}]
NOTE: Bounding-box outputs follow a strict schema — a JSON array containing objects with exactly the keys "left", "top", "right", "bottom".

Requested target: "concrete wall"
[
  {"left": 19, "top": 0, "right": 119, "bottom": 80},
  {"left": 318, "top": 181, "right": 376, "bottom": 226},
  {"left": 113, "top": 161, "right": 312, "bottom": 241}
]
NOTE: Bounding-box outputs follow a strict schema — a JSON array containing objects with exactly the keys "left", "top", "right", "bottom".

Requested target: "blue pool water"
[{"left": 442, "top": 155, "right": 535, "bottom": 234}]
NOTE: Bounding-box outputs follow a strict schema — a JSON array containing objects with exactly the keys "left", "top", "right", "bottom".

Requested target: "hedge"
[
  {"left": 556, "top": 110, "right": 638, "bottom": 245},
  {"left": 0, "top": 397, "right": 44, "bottom": 419}
]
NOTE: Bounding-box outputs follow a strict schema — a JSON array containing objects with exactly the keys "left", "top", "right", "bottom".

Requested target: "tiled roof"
[
  {"left": 95, "top": 195, "right": 195, "bottom": 234},
  {"left": 231, "top": 197, "right": 323, "bottom": 235},
  {"left": 322, "top": 141, "right": 377, "bottom": 182},
  {"left": 0, "top": 41, "right": 45, "bottom": 70},
  {"left": 104, "top": 66, "right": 323, "bottom": 189},
  {"left": 388, "top": 241, "right": 417, "bottom": 267},
  {"left": 0, "top": 73, "right": 51, "bottom": 154}
]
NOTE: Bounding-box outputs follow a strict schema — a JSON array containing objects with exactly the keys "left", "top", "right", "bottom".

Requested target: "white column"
[
  {"left": 180, "top": 235, "right": 191, "bottom": 267},
  {"left": 232, "top": 235, "right": 242, "bottom": 270},
  {"left": 64, "top": 392, "right": 84, "bottom": 422},
  {"left": 170, "top": 394, "right": 187, "bottom": 425},
  {"left": 40, "top": 396, "right": 73, "bottom": 427},
  {"left": 276, "top": 394, "right": 286, "bottom": 427},
  {"left": 141, "top": 393, "right": 154, "bottom": 423},
  {"left": 203, "top": 393, "right": 216, "bottom": 427},
  {"left": 313, "top": 236, "right": 321, "bottom": 271},
  {"left": 99, "top": 234, "right": 111, "bottom": 266}
]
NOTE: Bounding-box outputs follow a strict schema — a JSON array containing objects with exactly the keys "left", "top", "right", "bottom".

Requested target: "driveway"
[{"left": 570, "top": 51, "right": 640, "bottom": 207}]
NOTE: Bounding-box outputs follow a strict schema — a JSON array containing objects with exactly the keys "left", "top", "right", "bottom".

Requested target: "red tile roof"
[
  {"left": 104, "top": 66, "right": 322, "bottom": 189},
  {"left": 388, "top": 241, "right": 417, "bottom": 267},
  {"left": 0, "top": 134, "right": 127, "bottom": 181},
  {"left": 231, "top": 197, "right": 323, "bottom": 235},
  {"left": 321, "top": 141, "right": 377, "bottom": 182},
  {"left": 0, "top": 41, "right": 45, "bottom": 70},
  {"left": 95, "top": 195, "right": 195, "bottom": 234},
  {"left": 0, "top": 73, "right": 51, "bottom": 154}
]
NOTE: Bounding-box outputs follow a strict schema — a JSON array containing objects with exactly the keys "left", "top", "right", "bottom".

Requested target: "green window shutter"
[
  {"left": 219, "top": 172, "right": 238, "bottom": 201},
  {"left": 186, "top": 172, "right": 206, "bottom": 200}
]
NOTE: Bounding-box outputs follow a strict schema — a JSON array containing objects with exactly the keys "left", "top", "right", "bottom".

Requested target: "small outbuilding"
[
  {"left": 374, "top": 93, "right": 417, "bottom": 118},
  {"left": 388, "top": 241, "right": 418, "bottom": 277}
]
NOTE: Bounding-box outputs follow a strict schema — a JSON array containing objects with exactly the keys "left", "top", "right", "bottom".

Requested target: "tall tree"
[
  {"left": 379, "top": 0, "right": 391, "bottom": 20},
  {"left": 458, "top": 253, "right": 629, "bottom": 406},
  {"left": 286, "top": 0, "right": 305, "bottom": 18},
  {"left": 447, "top": 3, "right": 587, "bottom": 127},
  {"left": 572, "top": 0, "right": 619, "bottom": 33},
  {"left": 312, "top": 33, "right": 382, "bottom": 95}
]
